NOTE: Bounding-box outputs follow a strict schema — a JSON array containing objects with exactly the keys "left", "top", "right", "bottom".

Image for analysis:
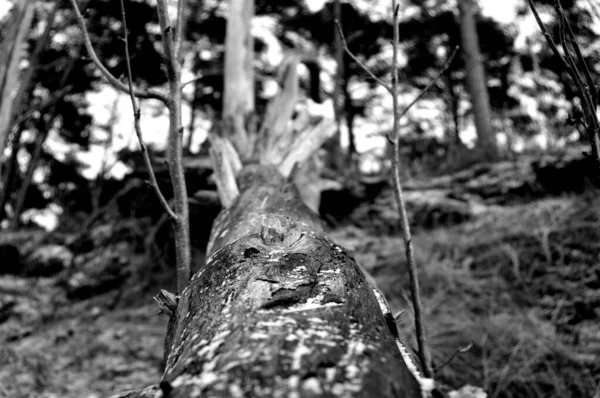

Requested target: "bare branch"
[
  {"left": 182, "top": 75, "right": 203, "bottom": 89},
  {"left": 278, "top": 118, "right": 337, "bottom": 177},
  {"left": 525, "top": 0, "right": 570, "bottom": 74},
  {"left": 260, "top": 54, "right": 301, "bottom": 162},
  {"left": 391, "top": 0, "right": 433, "bottom": 378},
  {"left": 335, "top": 0, "right": 435, "bottom": 379},
  {"left": 561, "top": 9, "right": 596, "bottom": 108},
  {"left": 68, "top": 0, "right": 168, "bottom": 103},
  {"left": 12, "top": 85, "right": 73, "bottom": 126},
  {"left": 527, "top": 0, "right": 600, "bottom": 171},
  {"left": 397, "top": 46, "right": 459, "bottom": 123},
  {"left": 433, "top": 343, "right": 473, "bottom": 373},
  {"left": 120, "top": 0, "right": 176, "bottom": 221},
  {"left": 335, "top": 19, "right": 392, "bottom": 93}
]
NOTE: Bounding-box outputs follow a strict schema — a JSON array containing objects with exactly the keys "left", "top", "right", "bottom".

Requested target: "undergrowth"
[{"left": 335, "top": 192, "right": 600, "bottom": 398}]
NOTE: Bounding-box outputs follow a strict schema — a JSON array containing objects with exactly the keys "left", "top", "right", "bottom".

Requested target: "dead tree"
[
  {"left": 115, "top": 134, "right": 430, "bottom": 398},
  {"left": 111, "top": 33, "right": 429, "bottom": 398},
  {"left": 109, "top": 0, "right": 432, "bottom": 395}
]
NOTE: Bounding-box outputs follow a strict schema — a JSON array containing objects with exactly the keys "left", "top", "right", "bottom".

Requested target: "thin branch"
[
  {"left": 433, "top": 343, "right": 473, "bottom": 373},
  {"left": 387, "top": 46, "right": 459, "bottom": 142},
  {"left": 525, "top": 0, "right": 571, "bottom": 79},
  {"left": 562, "top": 9, "right": 596, "bottom": 108},
  {"left": 337, "top": 0, "right": 434, "bottom": 379},
  {"left": 556, "top": 4, "right": 592, "bottom": 116},
  {"left": 12, "top": 85, "right": 73, "bottom": 126},
  {"left": 182, "top": 75, "right": 203, "bottom": 88},
  {"left": 335, "top": 19, "right": 392, "bottom": 93},
  {"left": 120, "top": 0, "right": 176, "bottom": 221},
  {"left": 391, "top": 0, "right": 433, "bottom": 378},
  {"left": 68, "top": 0, "right": 168, "bottom": 103},
  {"left": 397, "top": 46, "right": 459, "bottom": 122},
  {"left": 527, "top": 0, "right": 600, "bottom": 170}
]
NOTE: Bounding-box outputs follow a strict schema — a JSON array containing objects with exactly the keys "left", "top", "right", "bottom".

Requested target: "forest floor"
[{"left": 0, "top": 157, "right": 599, "bottom": 398}]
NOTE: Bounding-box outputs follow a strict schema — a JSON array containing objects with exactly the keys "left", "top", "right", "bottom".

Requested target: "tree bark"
[
  {"left": 115, "top": 164, "right": 426, "bottom": 398},
  {"left": 0, "top": 0, "right": 35, "bottom": 181},
  {"left": 457, "top": 0, "right": 498, "bottom": 160}
]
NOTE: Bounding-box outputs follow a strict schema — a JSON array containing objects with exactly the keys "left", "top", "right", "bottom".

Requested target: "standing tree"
[
  {"left": 457, "top": 0, "right": 499, "bottom": 160},
  {"left": 0, "top": 0, "right": 35, "bottom": 184}
]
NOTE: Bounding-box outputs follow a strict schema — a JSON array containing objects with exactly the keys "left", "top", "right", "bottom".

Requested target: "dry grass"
[{"left": 333, "top": 193, "right": 600, "bottom": 397}]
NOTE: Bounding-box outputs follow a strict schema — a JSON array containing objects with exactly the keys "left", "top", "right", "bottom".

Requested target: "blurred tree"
[
  {"left": 0, "top": 0, "right": 35, "bottom": 181},
  {"left": 0, "top": 0, "right": 169, "bottom": 227},
  {"left": 458, "top": 0, "right": 498, "bottom": 159},
  {"left": 511, "top": 0, "right": 600, "bottom": 146},
  {"left": 398, "top": 0, "right": 514, "bottom": 158},
  {"left": 281, "top": 1, "right": 391, "bottom": 167}
]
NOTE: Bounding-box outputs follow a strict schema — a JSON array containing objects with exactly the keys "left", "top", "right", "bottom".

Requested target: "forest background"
[{"left": 0, "top": 0, "right": 599, "bottom": 397}]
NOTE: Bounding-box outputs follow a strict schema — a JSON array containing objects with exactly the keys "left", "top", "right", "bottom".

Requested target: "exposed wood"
[
  {"left": 260, "top": 54, "right": 300, "bottom": 164},
  {"left": 278, "top": 118, "right": 337, "bottom": 177},
  {"left": 208, "top": 134, "right": 241, "bottom": 209},
  {"left": 223, "top": 0, "right": 254, "bottom": 158}
]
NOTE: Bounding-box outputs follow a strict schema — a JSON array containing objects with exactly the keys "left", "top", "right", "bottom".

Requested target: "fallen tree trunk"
[
  {"left": 111, "top": 0, "right": 431, "bottom": 393},
  {"left": 152, "top": 164, "right": 428, "bottom": 397},
  {"left": 112, "top": 163, "right": 428, "bottom": 398}
]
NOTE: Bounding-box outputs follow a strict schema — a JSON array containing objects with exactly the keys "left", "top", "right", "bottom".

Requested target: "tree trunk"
[
  {"left": 457, "top": 0, "right": 498, "bottom": 160},
  {"left": 9, "top": 49, "right": 77, "bottom": 229},
  {"left": 114, "top": 164, "right": 427, "bottom": 398},
  {"left": 222, "top": 0, "right": 254, "bottom": 159},
  {"left": 155, "top": 164, "right": 426, "bottom": 398},
  {"left": 323, "top": 0, "right": 347, "bottom": 172},
  {"left": 0, "top": 0, "right": 35, "bottom": 181},
  {"left": 343, "top": 78, "right": 357, "bottom": 161},
  {"left": 0, "top": 125, "right": 24, "bottom": 221},
  {"left": 111, "top": 0, "right": 431, "bottom": 395},
  {"left": 444, "top": 71, "right": 462, "bottom": 147}
]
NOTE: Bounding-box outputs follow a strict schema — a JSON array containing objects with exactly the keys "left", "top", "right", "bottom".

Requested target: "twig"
[
  {"left": 396, "top": 46, "right": 459, "bottom": 124},
  {"left": 68, "top": 0, "right": 168, "bottom": 103},
  {"left": 182, "top": 75, "right": 203, "bottom": 88},
  {"left": 335, "top": 19, "right": 392, "bottom": 93},
  {"left": 525, "top": 0, "right": 571, "bottom": 79},
  {"left": 12, "top": 85, "right": 73, "bottom": 126},
  {"left": 120, "top": 0, "right": 176, "bottom": 221},
  {"left": 433, "top": 342, "right": 473, "bottom": 373},
  {"left": 391, "top": 0, "right": 432, "bottom": 378},
  {"left": 68, "top": 179, "right": 145, "bottom": 246},
  {"left": 560, "top": 7, "right": 596, "bottom": 108},
  {"left": 335, "top": 21, "right": 457, "bottom": 143},
  {"left": 526, "top": 0, "right": 600, "bottom": 170},
  {"left": 387, "top": 46, "right": 459, "bottom": 142}
]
